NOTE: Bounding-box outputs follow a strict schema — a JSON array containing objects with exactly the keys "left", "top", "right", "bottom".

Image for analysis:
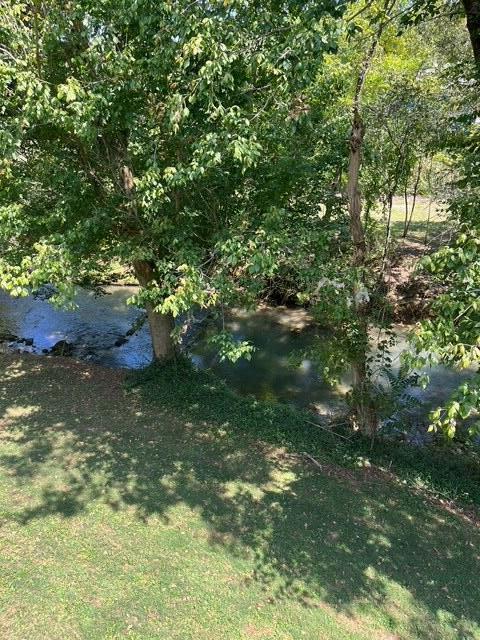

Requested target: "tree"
[
  {"left": 401, "top": 0, "right": 480, "bottom": 66},
  {"left": 412, "top": 118, "right": 480, "bottom": 439},
  {"left": 279, "top": 2, "right": 463, "bottom": 436},
  {"left": 398, "top": 5, "right": 480, "bottom": 439},
  {"left": 0, "top": 0, "right": 338, "bottom": 361},
  {"left": 343, "top": 0, "right": 397, "bottom": 435}
]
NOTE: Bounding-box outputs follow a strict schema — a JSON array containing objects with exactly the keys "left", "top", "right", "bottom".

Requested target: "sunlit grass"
[
  {"left": 0, "top": 354, "right": 479, "bottom": 639},
  {"left": 376, "top": 196, "right": 447, "bottom": 243}
]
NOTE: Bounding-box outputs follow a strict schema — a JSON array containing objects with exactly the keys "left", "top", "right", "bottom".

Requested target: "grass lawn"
[
  {"left": 0, "top": 353, "right": 479, "bottom": 639},
  {"left": 376, "top": 196, "right": 447, "bottom": 244}
]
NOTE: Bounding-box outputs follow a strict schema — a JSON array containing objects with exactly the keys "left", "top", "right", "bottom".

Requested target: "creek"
[{"left": 0, "top": 286, "right": 473, "bottom": 429}]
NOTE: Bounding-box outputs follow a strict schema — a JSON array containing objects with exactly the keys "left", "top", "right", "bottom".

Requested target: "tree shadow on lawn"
[
  {"left": 390, "top": 220, "right": 447, "bottom": 245},
  {"left": 0, "top": 354, "right": 479, "bottom": 639}
]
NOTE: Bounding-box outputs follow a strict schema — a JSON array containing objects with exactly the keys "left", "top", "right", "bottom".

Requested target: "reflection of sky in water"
[
  {"left": 0, "top": 289, "right": 475, "bottom": 419},
  {"left": 0, "top": 290, "right": 344, "bottom": 413},
  {"left": 0, "top": 287, "right": 152, "bottom": 369}
]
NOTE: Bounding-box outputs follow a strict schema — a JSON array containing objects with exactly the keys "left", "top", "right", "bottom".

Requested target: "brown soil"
[{"left": 384, "top": 239, "right": 444, "bottom": 322}]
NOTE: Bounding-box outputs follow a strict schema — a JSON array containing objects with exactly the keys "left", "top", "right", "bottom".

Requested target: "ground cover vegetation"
[{"left": 0, "top": 353, "right": 479, "bottom": 639}]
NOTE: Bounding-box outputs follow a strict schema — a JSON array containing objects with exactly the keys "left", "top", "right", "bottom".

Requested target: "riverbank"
[{"left": 0, "top": 353, "right": 479, "bottom": 639}]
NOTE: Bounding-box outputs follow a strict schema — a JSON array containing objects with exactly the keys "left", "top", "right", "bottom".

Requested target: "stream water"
[{"left": 0, "top": 286, "right": 473, "bottom": 425}]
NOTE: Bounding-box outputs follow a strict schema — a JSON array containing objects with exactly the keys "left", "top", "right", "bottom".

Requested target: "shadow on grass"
[
  {"left": 0, "top": 355, "right": 479, "bottom": 639},
  {"left": 391, "top": 220, "right": 446, "bottom": 244}
]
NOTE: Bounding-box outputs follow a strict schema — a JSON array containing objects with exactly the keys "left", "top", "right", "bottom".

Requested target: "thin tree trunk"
[
  {"left": 403, "top": 160, "right": 422, "bottom": 238},
  {"left": 351, "top": 355, "right": 378, "bottom": 435},
  {"left": 346, "top": 47, "right": 378, "bottom": 437},
  {"left": 380, "top": 148, "right": 406, "bottom": 276},
  {"left": 133, "top": 260, "right": 175, "bottom": 362},
  {"left": 345, "top": 0, "right": 397, "bottom": 437},
  {"left": 380, "top": 195, "right": 388, "bottom": 222},
  {"left": 463, "top": 0, "right": 480, "bottom": 66},
  {"left": 381, "top": 192, "right": 394, "bottom": 272},
  {"left": 403, "top": 183, "right": 409, "bottom": 237},
  {"left": 347, "top": 111, "right": 368, "bottom": 266}
]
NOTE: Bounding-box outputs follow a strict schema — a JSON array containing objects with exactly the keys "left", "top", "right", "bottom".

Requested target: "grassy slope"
[{"left": 0, "top": 354, "right": 479, "bottom": 640}]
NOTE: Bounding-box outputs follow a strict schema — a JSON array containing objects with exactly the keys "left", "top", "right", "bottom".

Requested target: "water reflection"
[
  {"left": 190, "top": 306, "right": 345, "bottom": 413},
  {"left": 0, "top": 287, "right": 152, "bottom": 369}
]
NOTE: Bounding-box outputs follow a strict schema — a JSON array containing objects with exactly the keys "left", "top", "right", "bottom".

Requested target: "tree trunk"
[
  {"left": 463, "top": 0, "right": 480, "bottom": 66},
  {"left": 347, "top": 113, "right": 368, "bottom": 266},
  {"left": 117, "top": 161, "right": 175, "bottom": 363},
  {"left": 133, "top": 259, "right": 175, "bottom": 363},
  {"left": 381, "top": 192, "right": 394, "bottom": 272},
  {"left": 344, "top": 17, "right": 391, "bottom": 437},
  {"left": 351, "top": 355, "right": 378, "bottom": 437},
  {"left": 346, "top": 110, "right": 378, "bottom": 436},
  {"left": 403, "top": 183, "right": 409, "bottom": 237},
  {"left": 403, "top": 160, "right": 422, "bottom": 238}
]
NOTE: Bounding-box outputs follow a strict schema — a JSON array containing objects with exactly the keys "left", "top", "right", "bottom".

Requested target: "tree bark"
[
  {"left": 346, "top": 0, "right": 402, "bottom": 435},
  {"left": 118, "top": 162, "right": 175, "bottom": 363},
  {"left": 463, "top": 0, "right": 480, "bottom": 66},
  {"left": 344, "top": 9, "right": 393, "bottom": 437},
  {"left": 347, "top": 112, "right": 368, "bottom": 266},
  {"left": 347, "top": 107, "right": 378, "bottom": 437},
  {"left": 345, "top": 0, "right": 397, "bottom": 437},
  {"left": 133, "top": 259, "right": 175, "bottom": 363},
  {"left": 403, "top": 160, "right": 422, "bottom": 238},
  {"left": 351, "top": 357, "right": 378, "bottom": 437},
  {"left": 381, "top": 192, "right": 394, "bottom": 272}
]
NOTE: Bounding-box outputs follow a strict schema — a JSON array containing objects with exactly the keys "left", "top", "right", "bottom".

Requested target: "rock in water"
[
  {"left": 17, "top": 337, "right": 34, "bottom": 346},
  {"left": 50, "top": 340, "right": 74, "bottom": 356},
  {"left": 32, "top": 284, "right": 57, "bottom": 300}
]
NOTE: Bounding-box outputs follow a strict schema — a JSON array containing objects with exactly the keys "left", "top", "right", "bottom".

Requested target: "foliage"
[
  {"left": 411, "top": 93, "right": 480, "bottom": 439},
  {"left": 0, "top": 0, "right": 340, "bottom": 327},
  {"left": 273, "top": 6, "right": 444, "bottom": 425},
  {"left": 207, "top": 329, "right": 255, "bottom": 363},
  {"left": 127, "top": 356, "right": 480, "bottom": 506},
  {"left": 413, "top": 225, "right": 480, "bottom": 437},
  {"left": 0, "top": 0, "right": 479, "bottom": 441}
]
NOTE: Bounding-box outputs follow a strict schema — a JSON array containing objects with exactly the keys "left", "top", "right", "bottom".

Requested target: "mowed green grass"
[
  {"left": 0, "top": 354, "right": 479, "bottom": 640},
  {"left": 377, "top": 196, "right": 447, "bottom": 243}
]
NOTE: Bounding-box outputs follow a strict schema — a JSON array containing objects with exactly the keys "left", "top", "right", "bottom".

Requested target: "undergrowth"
[{"left": 128, "top": 357, "right": 480, "bottom": 509}]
